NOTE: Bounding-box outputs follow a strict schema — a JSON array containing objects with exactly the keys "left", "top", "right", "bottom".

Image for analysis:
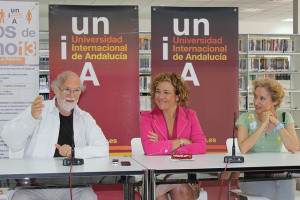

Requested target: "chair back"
[
  {"left": 131, "top": 138, "right": 145, "bottom": 156},
  {"left": 226, "top": 138, "right": 241, "bottom": 154},
  {"left": 281, "top": 144, "right": 288, "bottom": 152}
]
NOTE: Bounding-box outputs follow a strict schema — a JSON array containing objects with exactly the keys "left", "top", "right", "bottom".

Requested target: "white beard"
[{"left": 56, "top": 94, "right": 78, "bottom": 114}]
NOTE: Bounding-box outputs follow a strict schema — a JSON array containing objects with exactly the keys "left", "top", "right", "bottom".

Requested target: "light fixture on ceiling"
[
  {"left": 282, "top": 18, "right": 293, "bottom": 22},
  {"left": 240, "top": 8, "right": 263, "bottom": 13},
  {"left": 268, "top": 0, "right": 293, "bottom": 1}
]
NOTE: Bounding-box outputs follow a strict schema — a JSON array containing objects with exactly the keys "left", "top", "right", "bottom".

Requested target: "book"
[
  {"left": 249, "top": 38, "right": 294, "bottom": 53},
  {"left": 139, "top": 35, "right": 151, "bottom": 50}
]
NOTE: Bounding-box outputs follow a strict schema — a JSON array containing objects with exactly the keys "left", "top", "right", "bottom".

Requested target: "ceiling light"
[
  {"left": 268, "top": 0, "right": 292, "bottom": 2},
  {"left": 240, "top": 8, "right": 263, "bottom": 13},
  {"left": 282, "top": 18, "right": 293, "bottom": 22}
]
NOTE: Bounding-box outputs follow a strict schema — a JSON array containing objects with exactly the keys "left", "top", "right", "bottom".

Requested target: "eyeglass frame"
[{"left": 57, "top": 86, "right": 82, "bottom": 95}]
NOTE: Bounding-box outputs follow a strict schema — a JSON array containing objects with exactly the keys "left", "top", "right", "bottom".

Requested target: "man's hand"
[
  {"left": 55, "top": 144, "right": 72, "bottom": 158},
  {"left": 31, "top": 95, "right": 44, "bottom": 119}
]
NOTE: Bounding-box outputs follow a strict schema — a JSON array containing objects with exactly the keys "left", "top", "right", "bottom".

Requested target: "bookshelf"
[
  {"left": 239, "top": 34, "right": 300, "bottom": 137},
  {"left": 39, "top": 31, "right": 50, "bottom": 100},
  {"left": 139, "top": 33, "right": 152, "bottom": 111}
]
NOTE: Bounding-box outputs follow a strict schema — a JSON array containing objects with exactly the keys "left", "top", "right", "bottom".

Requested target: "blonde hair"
[
  {"left": 150, "top": 72, "right": 189, "bottom": 107},
  {"left": 253, "top": 77, "right": 285, "bottom": 109}
]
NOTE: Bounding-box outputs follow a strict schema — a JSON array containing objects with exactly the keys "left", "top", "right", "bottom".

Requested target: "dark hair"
[{"left": 150, "top": 72, "right": 189, "bottom": 107}]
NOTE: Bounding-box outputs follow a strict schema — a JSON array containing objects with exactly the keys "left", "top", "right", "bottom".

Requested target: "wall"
[{"left": 239, "top": 21, "right": 293, "bottom": 34}]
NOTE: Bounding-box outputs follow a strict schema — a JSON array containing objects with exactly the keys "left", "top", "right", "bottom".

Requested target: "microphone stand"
[
  {"left": 63, "top": 110, "right": 84, "bottom": 166},
  {"left": 63, "top": 145, "right": 84, "bottom": 166},
  {"left": 224, "top": 113, "right": 244, "bottom": 163}
]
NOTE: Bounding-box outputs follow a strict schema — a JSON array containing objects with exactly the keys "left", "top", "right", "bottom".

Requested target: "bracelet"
[
  {"left": 274, "top": 123, "right": 284, "bottom": 131},
  {"left": 179, "top": 139, "right": 184, "bottom": 147}
]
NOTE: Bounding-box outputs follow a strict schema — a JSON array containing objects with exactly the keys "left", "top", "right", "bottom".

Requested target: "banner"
[
  {"left": 0, "top": 1, "right": 39, "bottom": 158},
  {"left": 151, "top": 7, "right": 239, "bottom": 153},
  {"left": 49, "top": 5, "right": 139, "bottom": 155}
]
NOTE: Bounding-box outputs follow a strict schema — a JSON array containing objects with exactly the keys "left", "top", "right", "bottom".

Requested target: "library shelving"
[
  {"left": 239, "top": 34, "right": 300, "bottom": 137},
  {"left": 139, "top": 33, "right": 152, "bottom": 111},
  {"left": 39, "top": 31, "right": 50, "bottom": 100}
]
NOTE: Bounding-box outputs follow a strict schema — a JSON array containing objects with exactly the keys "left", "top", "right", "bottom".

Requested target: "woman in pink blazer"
[{"left": 140, "top": 72, "right": 206, "bottom": 200}]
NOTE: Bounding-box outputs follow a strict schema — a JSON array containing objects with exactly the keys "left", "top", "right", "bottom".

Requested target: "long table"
[
  {"left": 2, "top": 153, "right": 300, "bottom": 200},
  {"left": 132, "top": 152, "right": 300, "bottom": 199},
  {"left": 0, "top": 156, "right": 148, "bottom": 200}
]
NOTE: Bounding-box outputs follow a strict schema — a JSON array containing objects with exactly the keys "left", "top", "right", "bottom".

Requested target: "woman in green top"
[
  {"left": 237, "top": 77, "right": 298, "bottom": 153},
  {"left": 236, "top": 77, "right": 299, "bottom": 200}
]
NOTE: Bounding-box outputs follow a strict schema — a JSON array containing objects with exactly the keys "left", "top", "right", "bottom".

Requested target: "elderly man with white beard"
[{"left": 1, "top": 71, "right": 109, "bottom": 200}]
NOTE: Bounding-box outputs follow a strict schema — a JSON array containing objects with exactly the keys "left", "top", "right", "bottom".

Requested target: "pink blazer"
[{"left": 140, "top": 106, "right": 206, "bottom": 155}]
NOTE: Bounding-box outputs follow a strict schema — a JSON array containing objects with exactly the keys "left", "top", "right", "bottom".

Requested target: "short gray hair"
[{"left": 51, "top": 71, "right": 86, "bottom": 92}]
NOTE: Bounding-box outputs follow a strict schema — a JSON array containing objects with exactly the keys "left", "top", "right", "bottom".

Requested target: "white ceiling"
[
  {"left": 32, "top": 0, "right": 295, "bottom": 33},
  {"left": 37, "top": 0, "right": 294, "bottom": 21}
]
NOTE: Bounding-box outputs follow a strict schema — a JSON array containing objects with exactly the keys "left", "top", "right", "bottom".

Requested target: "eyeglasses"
[{"left": 58, "top": 87, "right": 81, "bottom": 95}]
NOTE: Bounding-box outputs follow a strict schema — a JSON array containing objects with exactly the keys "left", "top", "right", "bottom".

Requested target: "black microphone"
[
  {"left": 63, "top": 110, "right": 84, "bottom": 166},
  {"left": 224, "top": 113, "right": 244, "bottom": 163}
]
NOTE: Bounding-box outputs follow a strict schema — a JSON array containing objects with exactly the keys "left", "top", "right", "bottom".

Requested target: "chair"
[
  {"left": 9, "top": 148, "right": 24, "bottom": 159},
  {"left": 131, "top": 138, "right": 145, "bottom": 156},
  {"left": 0, "top": 149, "right": 25, "bottom": 200},
  {"left": 130, "top": 138, "right": 208, "bottom": 200},
  {"left": 226, "top": 138, "right": 300, "bottom": 200},
  {"left": 226, "top": 138, "right": 272, "bottom": 200},
  {"left": 226, "top": 138, "right": 240, "bottom": 154}
]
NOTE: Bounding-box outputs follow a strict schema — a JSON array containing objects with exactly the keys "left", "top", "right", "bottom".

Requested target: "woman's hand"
[
  {"left": 260, "top": 111, "right": 272, "bottom": 124},
  {"left": 269, "top": 115, "right": 280, "bottom": 126},
  {"left": 147, "top": 131, "right": 159, "bottom": 142},
  {"left": 181, "top": 138, "right": 192, "bottom": 145},
  {"left": 261, "top": 111, "right": 280, "bottom": 126}
]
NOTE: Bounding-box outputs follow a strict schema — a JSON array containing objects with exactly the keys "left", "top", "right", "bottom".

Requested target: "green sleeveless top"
[{"left": 235, "top": 110, "right": 294, "bottom": 153}]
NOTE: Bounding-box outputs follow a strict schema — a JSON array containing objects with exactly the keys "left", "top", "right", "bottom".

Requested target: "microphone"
[
  {"left": 63, "top": 110, "right": 84, "bottom": 166},
  {"left": 63, "top": 145, "right": 84, "bottom": 166},
  {"left": 224, "top": 113, "right": 244, "bottom": 163}
]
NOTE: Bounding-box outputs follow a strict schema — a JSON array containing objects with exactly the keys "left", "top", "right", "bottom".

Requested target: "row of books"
[
  {"left": 239, "top": 95, "right": 247, "bottom": 110},
  {"left": 248, "top": 74, "right": 291, "bottom": 90},
  {"left": 139, "top": 36, "right": 151, "bottom": 50},
  {"left": 249, "top": 38, "right": 294, "bottom": 53},
  {"left": 239, "top": 57, "right": 289, "bottom": 72},
  {"left": 39, "top": 58, "right": 49, "bottom": 70},
  {"left": 139, "top": 76, "right": 151, "bottom": 93},
  {"left": 41, "top": 93, "right": 50, "bottom": 101},
  {"left": 240, "top": 73, "right": 291, "bottom": 93},
  {"left": 140, "top": 54, "right": 151, "bottom": 72},
  {"left": 39, "top": 75, "right": 50, "bottom": 92},
  {"left": 239, "top": 76, "right": 246, "bottom": 91},
  {"left": 140, "top": 96, "right": 151, "bottom": 111},
  {"left": 39, "top": 39, "right": 49, "bottom": 50},
  {"left": 275, "top": 74, "right": 292, "bottom": 90}
]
